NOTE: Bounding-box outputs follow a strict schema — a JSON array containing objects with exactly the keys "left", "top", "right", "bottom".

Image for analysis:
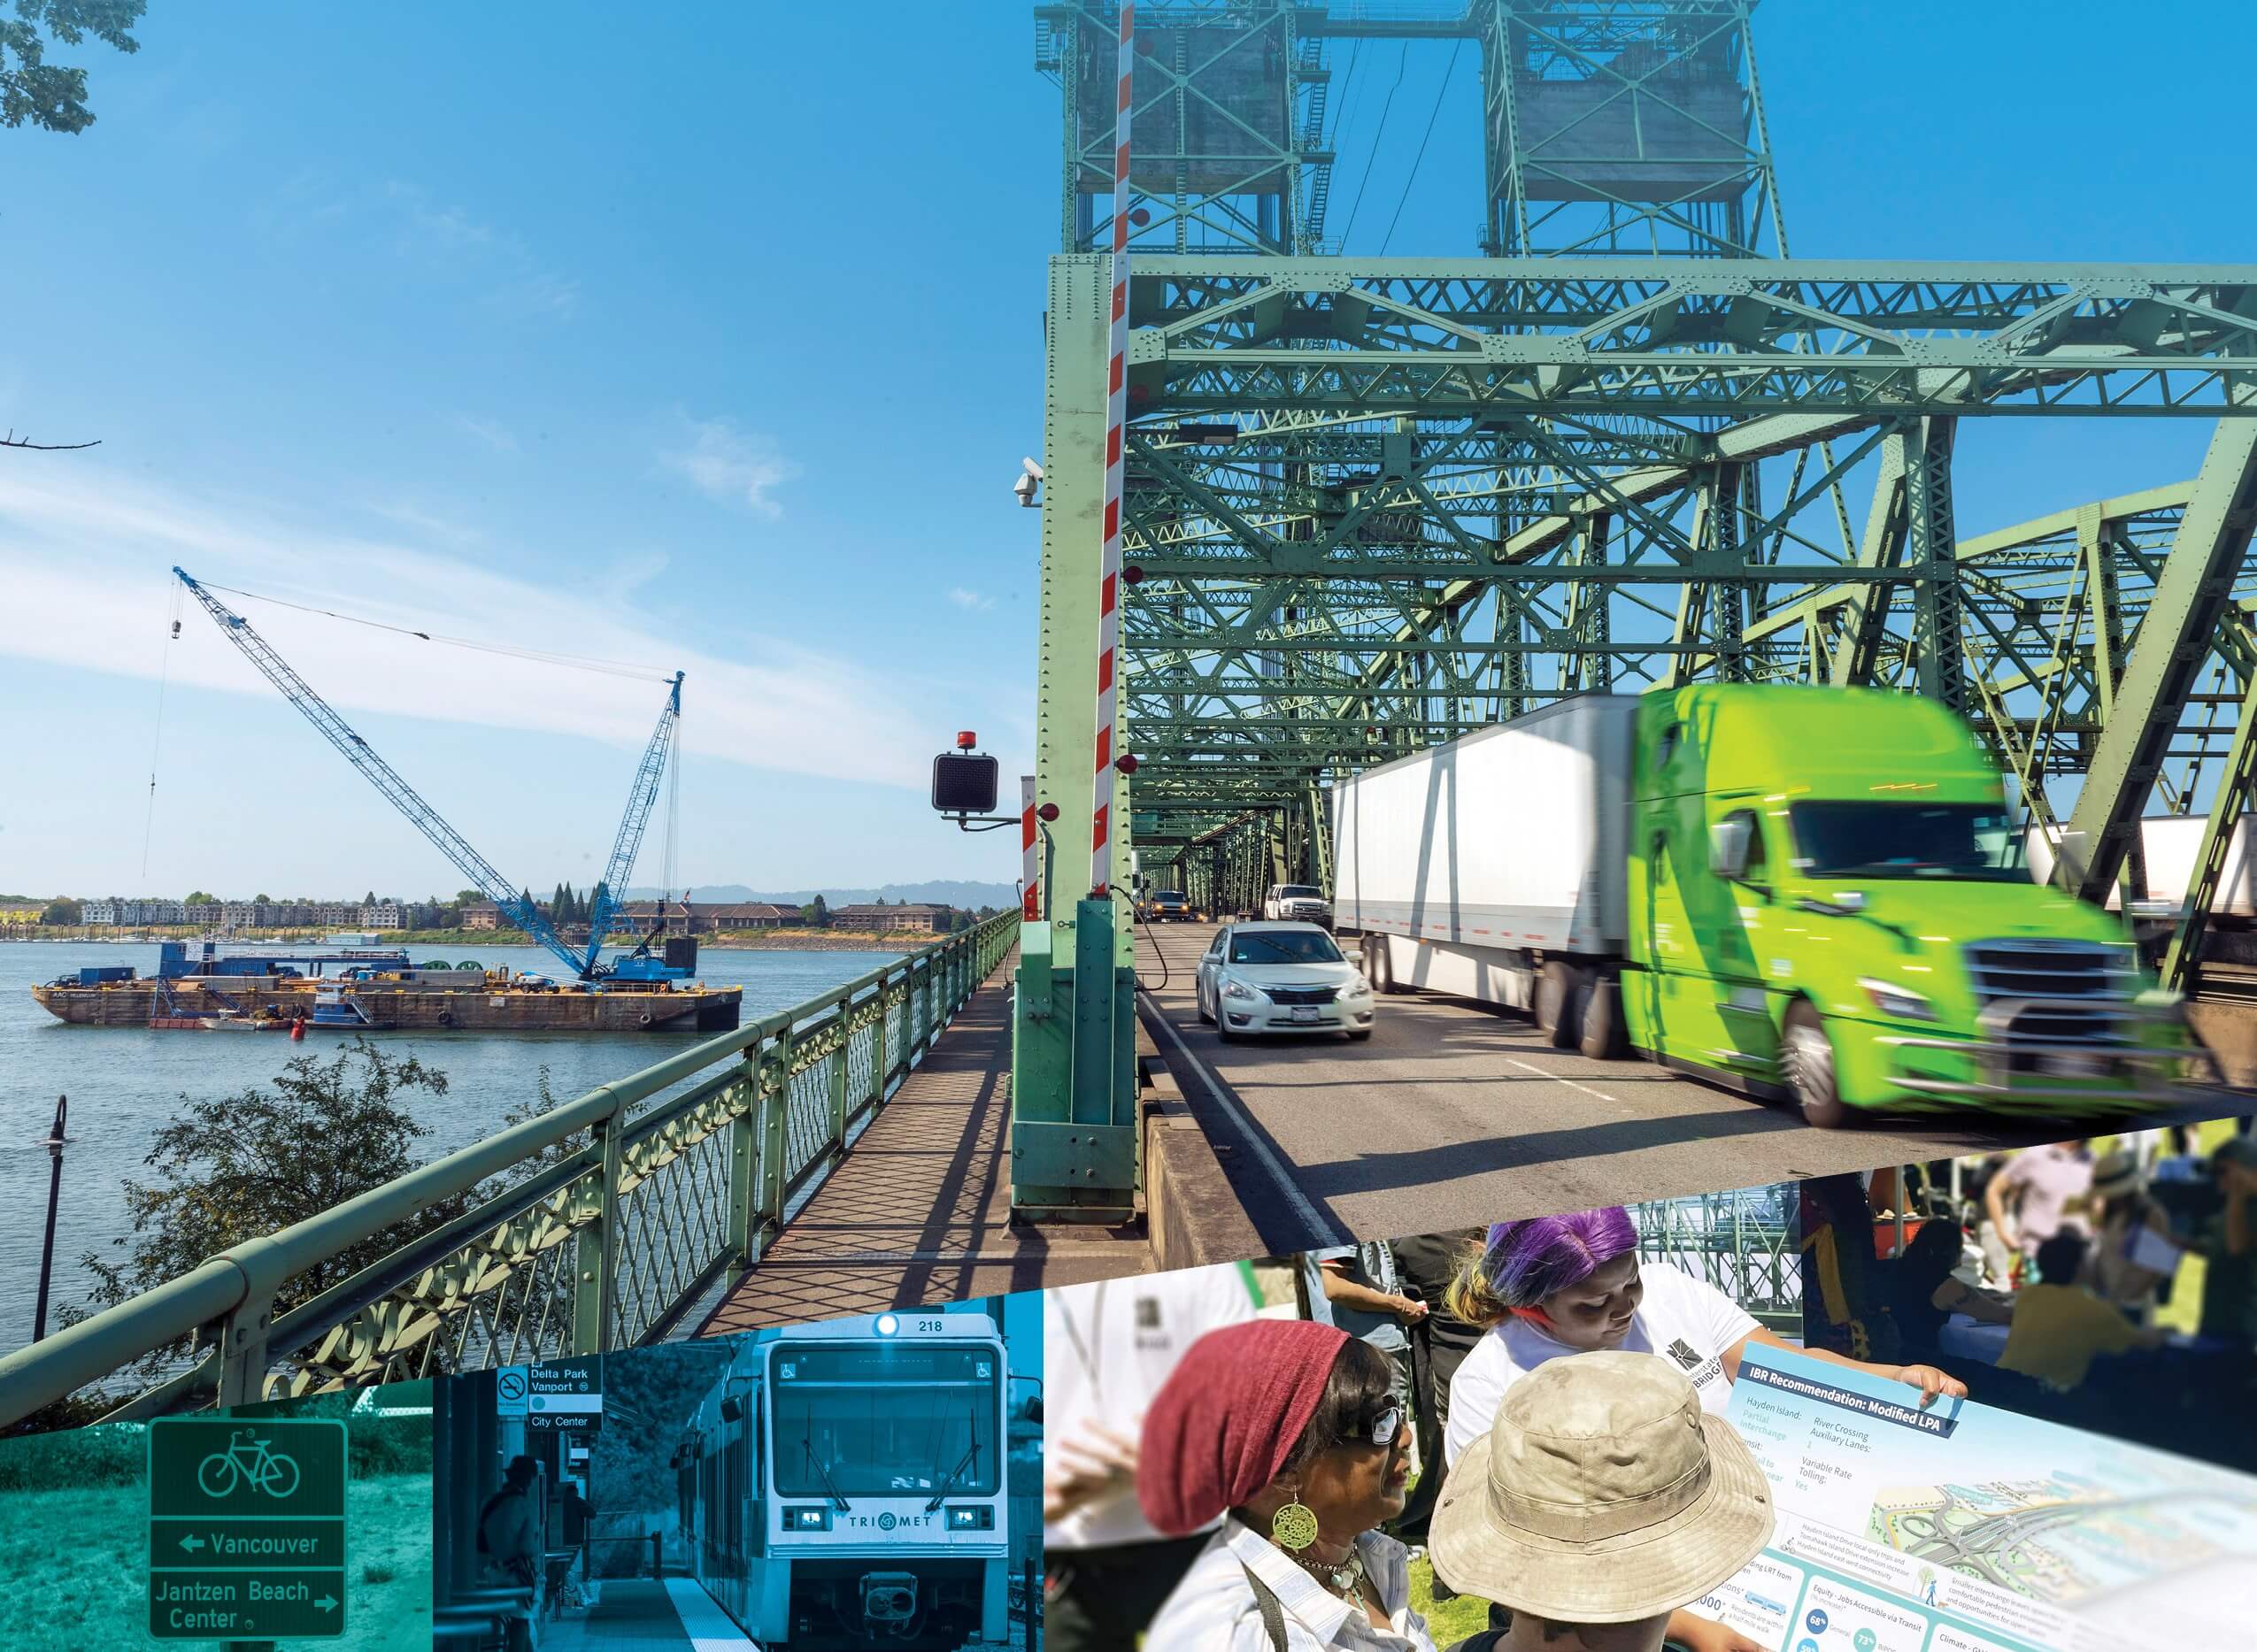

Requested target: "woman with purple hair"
[
  {"left": 1440, "top": 1206, "right": 1965, "bottom": 1465},
  {"left": 1434, "top": 1208, "right": 1965, "bottom": 1652}
]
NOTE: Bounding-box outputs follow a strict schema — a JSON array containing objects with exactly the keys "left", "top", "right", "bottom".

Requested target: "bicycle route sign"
[
  {"left": 527, "top": 1355, "right": 604, "bottom": 1433},
  {"left": 148, "top": 1417, "right": 349, "bottom": 1640}
]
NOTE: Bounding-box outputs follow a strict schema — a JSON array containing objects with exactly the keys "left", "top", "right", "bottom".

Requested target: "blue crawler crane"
[{"left": 173, "top": 565, "right": 691, "bottom": 986}]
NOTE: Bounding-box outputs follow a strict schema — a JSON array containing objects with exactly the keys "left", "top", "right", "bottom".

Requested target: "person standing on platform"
[
  {"left": 477, "top": 1455, "right": 543, "bottom": 1651},
  {"left": 1045, "top": 1264, "right": 1263, "bottom": 1652}
]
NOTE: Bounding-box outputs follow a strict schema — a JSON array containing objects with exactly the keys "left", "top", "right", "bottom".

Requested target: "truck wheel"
[
  {"left": 1366, "top": 935, "right": 1399, "bottom": 995},
  {"left": 1536, "top": 961, "right": 1588, "bottom": 1049},
  {"left": 1579, "top": 975, "right": 1628, "bottom": 1060},
  {"left": 1782, "top": 1003, "right": 1852, "bottom": 1128}
]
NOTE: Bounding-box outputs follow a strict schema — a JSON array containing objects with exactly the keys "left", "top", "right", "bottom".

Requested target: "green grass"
[
  {"left": 0, "top": 1470, "right": 431, "bottom": 1651},
  {"left": 1409, "top": 1554, "right": 1493, "bottom": 1645}
]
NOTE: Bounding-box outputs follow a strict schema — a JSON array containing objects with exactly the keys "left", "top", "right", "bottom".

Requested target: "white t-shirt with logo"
[
  {"left": 1045, "top": 1263, "right": 1261, "bottom": 1550},
  {"left": 1442, "top": 1261, "right": 1760, "bottom": 1467}
]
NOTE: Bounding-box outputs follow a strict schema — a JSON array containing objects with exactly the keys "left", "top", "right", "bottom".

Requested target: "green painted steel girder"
[
  {"left": 1119, "top": 257, "right": 2257, "bottom": 418},
  {"left": 2061, "top": 419, "right": 2257, "bottom": 903}
]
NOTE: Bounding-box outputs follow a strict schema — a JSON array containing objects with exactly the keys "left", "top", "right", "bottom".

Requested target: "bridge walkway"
[{"left": 698, "top": 950, "right": 1149, "bottom": 1335}]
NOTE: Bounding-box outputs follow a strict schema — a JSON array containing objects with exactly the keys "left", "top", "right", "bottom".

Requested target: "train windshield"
[{"left": 771, "top": 1343, "right": 1001, "bottom": 1499}]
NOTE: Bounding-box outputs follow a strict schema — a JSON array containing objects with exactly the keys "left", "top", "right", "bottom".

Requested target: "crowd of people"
[
  {"left": 1814, "top": 1131, "right": 2257, "bottom": 1456},
  {"left": 1045, "top": 1207, "right": 1968, "bottom": 1652}
]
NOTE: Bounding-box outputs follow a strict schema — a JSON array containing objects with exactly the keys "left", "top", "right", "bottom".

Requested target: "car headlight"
[
  {"left": 1346, "top": 973, "right": 1372, "bottom": 996},
  {"left": 1222, "top": 980, "right": 1257, "bottom": 1002},
  {"left": 1858, "top": 978, "right": 1937, "bottom": 1021}
]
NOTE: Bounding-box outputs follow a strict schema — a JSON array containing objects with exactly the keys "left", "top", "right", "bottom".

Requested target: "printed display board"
[
  {"left": 527, "top": 1356, "right": 604, "bottom": 1433},
  {"left": 1699, "top": 1347, "right": 2257, "bottom": 1652},
  {"left": 147, "top": 1417, "right": 349, "bottom": 1640}
]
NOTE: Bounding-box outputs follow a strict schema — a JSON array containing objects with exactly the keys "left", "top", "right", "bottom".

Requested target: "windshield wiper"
[
  {"left": 923, "top": 1439, "right": 982, "bottom": 1513},
  {"left": 805, "top": 1436, "right": 851, "bottom": 1511}
]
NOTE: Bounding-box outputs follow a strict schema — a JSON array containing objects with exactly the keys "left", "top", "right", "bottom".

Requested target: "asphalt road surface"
[{"left": 1133, "top": 922, "right": 2253, "bottom": 1250}]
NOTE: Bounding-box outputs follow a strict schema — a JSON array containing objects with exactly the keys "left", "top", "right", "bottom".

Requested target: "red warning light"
[
  {"left": 956, "top": 730, "right": 978, "bottom": 749},
  {"left": 1122, "top": 565, "right": 1145, "bottom": 585},
  {"left": 1116, "top": 753, "right": 1139, "bottom": 775},
  {"left": 1037, "top": 803, "right": 1060, "bottom": 823},
  {"left": 1128, "top": 207, "right": 1152, "bottom": 227}
]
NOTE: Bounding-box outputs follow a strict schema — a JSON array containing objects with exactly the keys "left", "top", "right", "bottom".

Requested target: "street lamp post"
[{"left": 33, "top": 1095, "right": 67, "bottom": 1343}]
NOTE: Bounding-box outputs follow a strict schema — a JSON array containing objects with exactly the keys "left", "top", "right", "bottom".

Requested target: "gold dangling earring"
[{"left": 1269, "top": 1480, "right": 1320, "bottom": 1552}]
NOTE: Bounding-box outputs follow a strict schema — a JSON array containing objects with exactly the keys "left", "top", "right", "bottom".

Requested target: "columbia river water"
[{"left": 0, "top": 939, "right": 907, "bottom": 1361}]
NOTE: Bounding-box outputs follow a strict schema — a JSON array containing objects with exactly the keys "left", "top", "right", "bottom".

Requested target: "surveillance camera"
[{"left": 1013, "top": 456, "right": 1044, "bottom": 507}]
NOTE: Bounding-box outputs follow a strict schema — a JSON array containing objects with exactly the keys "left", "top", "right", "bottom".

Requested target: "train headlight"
[
  {"left": 874, "top": 1312, "right": 900, "bottom": 1336},
  {"left": 784, "top": 1505, "right": 833, "bottom": 1531},
  {"left": 947, "top": 1505, "right": 994, "bottom": 1530}
]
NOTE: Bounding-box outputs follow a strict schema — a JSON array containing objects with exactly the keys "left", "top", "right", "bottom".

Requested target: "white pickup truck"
[{"left": 1262, "top": 884, "right": 1333, "bottom": 926}]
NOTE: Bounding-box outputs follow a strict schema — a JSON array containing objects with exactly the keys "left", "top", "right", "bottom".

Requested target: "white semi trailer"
[{"left": 1331, "top": 695, "right": 1637, "bottom": 1048}]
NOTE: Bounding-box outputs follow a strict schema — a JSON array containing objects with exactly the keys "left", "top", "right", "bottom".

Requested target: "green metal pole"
[{"left": 1013, "top": 253, "right": 1139, "bottom": 1222}]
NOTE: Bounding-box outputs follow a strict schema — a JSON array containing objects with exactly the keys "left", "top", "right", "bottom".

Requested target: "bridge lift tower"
[{"left": 1012, "top": 1, "right": 2257, "bottom": 1221}]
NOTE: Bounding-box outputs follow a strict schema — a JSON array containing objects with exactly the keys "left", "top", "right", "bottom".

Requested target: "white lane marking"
[
  {"left": 1504, "top": 1056, "right": 1622, "bottom": 1104},
  {"left": 1141, "top": 989, "right": 1350, "bottom": 1245},
  {"left": 663, "top": 1576, "right": 759, "bottom": 1648}
]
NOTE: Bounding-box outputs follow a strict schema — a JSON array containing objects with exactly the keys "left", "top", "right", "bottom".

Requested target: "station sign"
[
  {"left": 148, "top": 1417, "right": 348, "bottom": 1640},
  {"left": 527, "top": 1356, "right": 604, "bottom": 1433}
]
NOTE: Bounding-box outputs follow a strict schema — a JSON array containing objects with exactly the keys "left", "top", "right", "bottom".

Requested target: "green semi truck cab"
[{"left": 1621, "top": 683, "right": 2203, "bottom": 1126}]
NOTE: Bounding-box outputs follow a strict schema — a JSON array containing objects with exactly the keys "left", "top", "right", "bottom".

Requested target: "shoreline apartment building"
[{"left": 828, "top": 903, "right": 951, "bottom": 934}]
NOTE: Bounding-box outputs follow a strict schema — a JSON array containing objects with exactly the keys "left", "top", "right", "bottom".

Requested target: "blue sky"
[{"left": 1, "top": 3, "right": 2249, "bottom": 901}]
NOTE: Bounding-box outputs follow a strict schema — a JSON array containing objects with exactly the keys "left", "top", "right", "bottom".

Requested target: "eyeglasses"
[{"left": 1355, "top": 1406, "right": 1403, "bottom": 1449}]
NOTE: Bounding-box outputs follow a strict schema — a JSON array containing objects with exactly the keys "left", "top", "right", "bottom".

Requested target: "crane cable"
[
  {"left": 192, "top": 578, "right": 675, "bottom": 684},
  {"left": 140, "top": 578, "right": 184, "bottom": 879}
]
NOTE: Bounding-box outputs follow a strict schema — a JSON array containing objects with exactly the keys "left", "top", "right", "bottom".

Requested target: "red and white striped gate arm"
[{"left": 1090, "top": 0, "right": 1135, "bottom": 895}]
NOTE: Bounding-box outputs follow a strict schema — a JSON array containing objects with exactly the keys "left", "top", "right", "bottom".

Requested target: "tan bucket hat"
[
  {"left": 1429, "top": 1350, "right": 1776, "bottom": 1625},
  {"left": 2091, "top": 1149, "right": 2143, "bottom": 1199}
]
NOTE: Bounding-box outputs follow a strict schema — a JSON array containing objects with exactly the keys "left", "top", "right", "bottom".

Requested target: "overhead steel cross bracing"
[
  {"left": 1128, "top": 259, "right": 2257, "bottom": 418},
  {"left": 1100, "top": 255, "right": 2257, "bottom": 878}
]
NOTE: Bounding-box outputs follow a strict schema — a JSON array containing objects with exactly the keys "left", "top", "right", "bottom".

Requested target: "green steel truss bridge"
[{"left": 1009, "top": 0, "right": 2257, "bottom": 1215}]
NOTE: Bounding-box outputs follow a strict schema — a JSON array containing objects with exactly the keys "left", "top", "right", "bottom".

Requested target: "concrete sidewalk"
[
  {"left": 542, "top": 1579, "right": 750, "bottom": 1649},
  {"left": 698, "top": 958, "right": 1152, "bottom": 1336}
]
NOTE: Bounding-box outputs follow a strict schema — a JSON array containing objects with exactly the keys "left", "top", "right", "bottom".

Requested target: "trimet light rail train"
[{"left": 676, "top": 1310, "right": 1011, "bottom": 1649}]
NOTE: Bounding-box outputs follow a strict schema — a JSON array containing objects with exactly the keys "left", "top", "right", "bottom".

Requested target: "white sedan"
[{"left": 1195, "top": 921, "right": 1375, "bottom": 1041}]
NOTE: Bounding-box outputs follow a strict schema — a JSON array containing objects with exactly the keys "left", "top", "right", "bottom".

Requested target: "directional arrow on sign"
[
  {"left": 316, "top": 1595, "right": 338, "bottom": 1613},
  {"left": 179, "top": 1534, "right": 204, "bottom": 1553}
]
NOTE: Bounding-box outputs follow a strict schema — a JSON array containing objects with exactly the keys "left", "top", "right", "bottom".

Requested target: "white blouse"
[{"left": 1144, "top": 1516, "right": 1437, "bottom": 1652}]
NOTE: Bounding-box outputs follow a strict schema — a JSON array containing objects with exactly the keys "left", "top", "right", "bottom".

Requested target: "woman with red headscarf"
[{"left": 1136, "top": 1318, "right": 1436, "bottom": 1651}]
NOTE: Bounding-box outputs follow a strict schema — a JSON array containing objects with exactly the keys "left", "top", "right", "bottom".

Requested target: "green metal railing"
[
  {"left": 1632, "top": 1188, "right": 1803, "bottom": 1340},
  {"left": 0, "top": 913, "right": 1019, "bottom": 1430}
]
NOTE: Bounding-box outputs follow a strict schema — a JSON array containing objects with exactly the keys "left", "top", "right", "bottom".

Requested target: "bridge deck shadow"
[{"left": 697, "top": 950, "right": 1148, "bottom": 1337}]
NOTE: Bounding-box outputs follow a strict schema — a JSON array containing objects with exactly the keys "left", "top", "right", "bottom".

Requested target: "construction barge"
[{"left": 31, "top": 939, "right": 743, "bottom": 1033}]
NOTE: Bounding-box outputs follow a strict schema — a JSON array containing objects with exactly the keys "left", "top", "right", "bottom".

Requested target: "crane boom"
[
  {"left": 582, "top": 672, "right": 682, "bottom": 974},
  {"left": 172, "top": 566, "right": 682, "bottom": 983}
]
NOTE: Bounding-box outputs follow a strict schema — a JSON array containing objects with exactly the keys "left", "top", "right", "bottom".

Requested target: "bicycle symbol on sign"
[{"left": 196, "top": 1429, "right": 302, "bottom": 1499}]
